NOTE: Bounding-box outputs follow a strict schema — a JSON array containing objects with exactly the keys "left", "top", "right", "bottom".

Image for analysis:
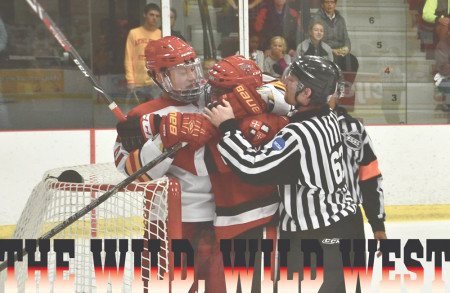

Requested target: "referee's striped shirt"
[
  {"left": 217, "top": 105, "right": 357, "bottom": 232},
  {"left": 336, "top": 106, "right": 386, "bottom": 232}
]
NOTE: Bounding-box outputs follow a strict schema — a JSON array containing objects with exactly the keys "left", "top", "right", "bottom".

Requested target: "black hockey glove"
[{"left": 116, "top": 116, "right": 146, "bottom": 152}]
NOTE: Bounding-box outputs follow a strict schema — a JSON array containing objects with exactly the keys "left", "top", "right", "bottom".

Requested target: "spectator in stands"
[
  {"left": 249, "top": 34, "right": 265, "bottom": 69},
  {"left": 422, "top": 0, "right": 449, "bottom": 76},
  {"left": 221, "top": 0, "right": 265, "bottom": 37},
  {"left": 264, "top": 36, "right": 291, "bottom": 77},
  {"left": 254, "top": 0, "right": 302, "bottom": 57},
  {"left": 422, "top": 0, "right": 450, "bottom": 44},
  {"left": 169, "top": 8, "right": 186, "bottom": 42},
  {"left": 312, "top": 0, "right": 358, "bottom": 74},
  {"left": 435, "top": 38, "right": 450, "bottom": 76},
  {"left": 312, "top": 0, "right": 359, "bottom": 111},
  {"left": 124, "top": 3, "right": 162, "bottom": 104},
  {"left": 287, "top": 0, "right": 311, "bottom": 40},
  {"left": 433, "top": 33, "right": 450, "bottom": 111},
  {"left": 295, "top": 21, "right": 333, "bottom": 61}
]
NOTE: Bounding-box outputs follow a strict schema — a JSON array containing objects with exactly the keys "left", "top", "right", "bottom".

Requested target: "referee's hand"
[
  {"left": 203, "top": 99, "right": 235, "bottom": 128},
  {"left": 374, "top": 231, "right": 387, "bottom": 257}
]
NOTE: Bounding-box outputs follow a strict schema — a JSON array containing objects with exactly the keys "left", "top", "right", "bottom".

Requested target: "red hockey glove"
[
  {"left": 159, "top": 112, "right": 216, "bottom": 150},
  {"left": 217, "top": 84, "right": 267, "bottom": 119}
]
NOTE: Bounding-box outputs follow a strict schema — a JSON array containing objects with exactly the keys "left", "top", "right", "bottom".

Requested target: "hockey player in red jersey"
[
  {"left": 114, "top": 36, "right": 225, "bottom": 293},
  {"left": 205, "top": 55, "right": 291, "bottom": 239},
  {"left": 203, "top": 55, "right": 292, "bottom": 292}
]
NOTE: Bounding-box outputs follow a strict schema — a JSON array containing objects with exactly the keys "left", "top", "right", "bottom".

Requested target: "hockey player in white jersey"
[{"left": 114, "top": 36, "right": 225, "bottom": 293}]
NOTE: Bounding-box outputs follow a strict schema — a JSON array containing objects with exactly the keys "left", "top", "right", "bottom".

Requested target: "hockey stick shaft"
[
  {"left": 25, "top": 0, "right": 126, "bottom": 122},
  {"left": 0, "top": 142, "right": 185, "bottom": 272}
]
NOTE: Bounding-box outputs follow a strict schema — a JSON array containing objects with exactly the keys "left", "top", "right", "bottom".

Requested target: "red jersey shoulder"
[{"left": 126, "top": 97, "right": 185, "bottom": 117}]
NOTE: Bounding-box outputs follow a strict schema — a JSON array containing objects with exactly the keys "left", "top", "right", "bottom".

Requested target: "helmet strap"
[{"left": 147, "top": 71, "right": 169, "bottom": 95}]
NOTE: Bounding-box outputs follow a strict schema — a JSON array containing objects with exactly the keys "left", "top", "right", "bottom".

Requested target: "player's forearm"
[
  {"left": 360, "top": 176, "right": 386, "bottom": 232},
  {"left": 139, "top": 137, "right": 174, "bottom": 179},
  {"left": 218, "top": 124, "right": 299, "bottom": 186}
]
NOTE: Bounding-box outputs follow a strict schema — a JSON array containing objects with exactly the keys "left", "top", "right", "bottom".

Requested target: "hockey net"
[{"left": 0, "top": 163, "right": 181, "bottom": 292}]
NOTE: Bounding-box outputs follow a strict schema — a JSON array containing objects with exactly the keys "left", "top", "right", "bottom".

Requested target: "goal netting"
[{"left": 0, "top": 163, "right": 181, "bottom": 292}]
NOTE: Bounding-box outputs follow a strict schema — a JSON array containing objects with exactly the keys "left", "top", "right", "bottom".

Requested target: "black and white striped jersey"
[
  {"left": 336, "top": 106, "right": 386, "bottom": 232},
  {"left": 217, "top": 105, "right": 357, "bottom": 232}
]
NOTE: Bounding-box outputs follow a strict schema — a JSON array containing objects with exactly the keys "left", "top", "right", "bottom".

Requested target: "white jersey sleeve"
[{"left": 256, "top": 82, "right": 293, "bottom": 116}]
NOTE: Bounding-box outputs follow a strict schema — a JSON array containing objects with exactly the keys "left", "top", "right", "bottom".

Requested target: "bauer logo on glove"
[
  {"left": 160, "top": 112, "right": 217, "bottom": 150},
  {"left": 217, "top": 83, "right": 267, "bottom": 119},
  {"left": 168, "top": 112, "right": 178, "bottom": 136},
  {"left": 235, "top": 85, "right": 262, "bottom": 113}
]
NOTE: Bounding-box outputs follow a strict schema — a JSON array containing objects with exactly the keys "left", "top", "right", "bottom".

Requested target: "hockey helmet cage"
[
  {"left": 145, "top": 36, "right": 206, "bottom": 103},
  {"left": 283, "top": 55, "right": 340, "bottom": 105},
  {"left": 208, "top": 55, "right": 263, "bottom": 89}
]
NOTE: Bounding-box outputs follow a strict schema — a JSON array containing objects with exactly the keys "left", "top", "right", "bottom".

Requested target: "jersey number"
[{"left": 330, "top": 147, "right": 344, "bottom": 185}]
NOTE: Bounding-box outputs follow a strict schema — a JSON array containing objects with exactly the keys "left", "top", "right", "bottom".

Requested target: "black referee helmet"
[{"left": 283, "top": 56, "right": 341, "bottom": 105}]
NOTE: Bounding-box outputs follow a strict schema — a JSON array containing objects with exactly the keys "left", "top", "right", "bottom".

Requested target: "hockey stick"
[
  {"left": 0, "top": 142, "right": 185, "bottom": 272},
  {"left": 25, "top": 0, "right": 126, "bottom": 122}
]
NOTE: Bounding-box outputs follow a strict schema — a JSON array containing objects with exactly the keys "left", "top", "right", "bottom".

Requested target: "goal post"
[{"left": 0, "top": 163, "right": 182, "bottom": 292}]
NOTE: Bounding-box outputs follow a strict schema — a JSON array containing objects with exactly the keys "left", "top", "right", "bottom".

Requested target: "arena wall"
[{"left": 1, "top": 125, "right": 449, "bottom": 228}]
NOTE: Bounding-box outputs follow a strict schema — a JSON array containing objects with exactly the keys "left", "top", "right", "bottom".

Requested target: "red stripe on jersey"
[
  {"left": 114, "top": 145, "right": 121, "bottom": 158},
  {"left": 115, "top": 153, "right": 124, "bottom": 167},
  {"left": 359, "top": 159, "right": 381, "bottom": 181}
]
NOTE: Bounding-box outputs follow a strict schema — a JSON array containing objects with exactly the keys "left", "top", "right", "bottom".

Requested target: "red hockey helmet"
[
  {"left": 145, "top": 36, "right": 206, "bottom": 103},
  {"left": 208, "top": 55, "right": 263, "bottom": 89}
]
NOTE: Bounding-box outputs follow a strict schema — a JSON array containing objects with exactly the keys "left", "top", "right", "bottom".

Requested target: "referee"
[
  {"left": 329, "top": 84, "right": 387, "bottom": 245},
  {"left": 204, "top": 55, "right": 358, "bottom": 292}
]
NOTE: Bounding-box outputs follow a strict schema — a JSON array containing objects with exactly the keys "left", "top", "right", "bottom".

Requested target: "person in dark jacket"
[{"left": 254, "top": 0, "right": 302, "bottom": 57}]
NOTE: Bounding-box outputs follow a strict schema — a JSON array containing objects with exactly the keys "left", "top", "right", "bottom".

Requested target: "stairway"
[
  {"left": 340, "top": 0, "right": 444, "bottom": 124},
  {"left": 181, "top": 0, "right": 446, "bottom": 124}
]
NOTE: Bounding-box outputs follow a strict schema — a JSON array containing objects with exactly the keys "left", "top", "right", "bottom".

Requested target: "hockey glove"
[
  {"left": 116, "top": 114, "right": 162, "bottom": 152},
  {"left": 217, "top": 84, "right": 267, "bottom": 119},
  {"left": 159, "top": 112, "right": 216, "bottom": 150}
]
